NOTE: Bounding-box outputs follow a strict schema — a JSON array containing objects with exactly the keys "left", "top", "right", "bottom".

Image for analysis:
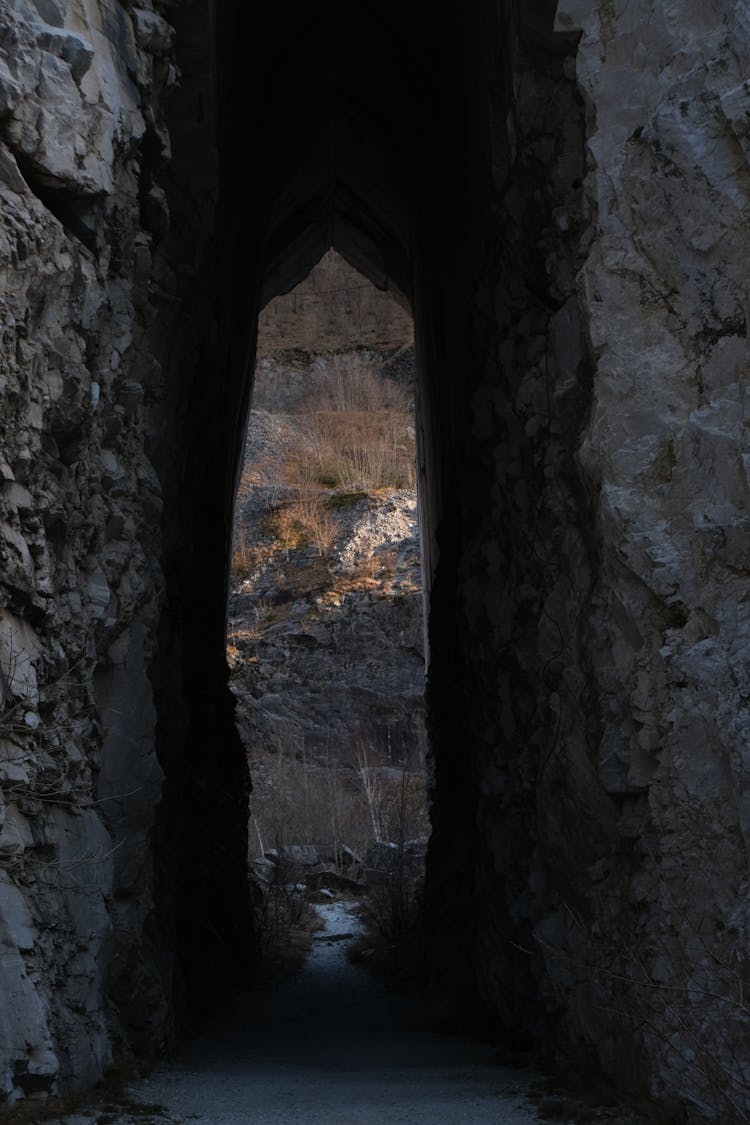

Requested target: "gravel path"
[{"left": 64, "top": 903, "right": 544, "bottom": 1125}]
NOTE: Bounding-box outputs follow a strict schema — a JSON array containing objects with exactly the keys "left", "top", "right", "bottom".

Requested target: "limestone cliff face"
[
  {"left": 561, "top": 2, "right": 750, "bottom": 1107},
  {"left": 450, "top": 2, "right": 750, "bottom": 1114},
  {"left": 0, "top": 0, "right": 209, "bottom": 1101}
]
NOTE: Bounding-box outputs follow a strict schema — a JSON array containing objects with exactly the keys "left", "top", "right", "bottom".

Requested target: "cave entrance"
[
  {"left": 178, "top": 0, "right": 485, "bottom": 1032},
  {"left": 226, "top": 249, "right": 430, "bottom": 973}
]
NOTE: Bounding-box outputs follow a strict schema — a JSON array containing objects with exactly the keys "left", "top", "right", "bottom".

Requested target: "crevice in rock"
[{"left": 7, "top": 146, "right": 100, "bottom": 253}]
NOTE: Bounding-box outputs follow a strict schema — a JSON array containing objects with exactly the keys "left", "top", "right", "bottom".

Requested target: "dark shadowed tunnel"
[
  {"left": 136, "top": 1, "right": 750, "bottom": 1118},
  {"left": 1, "top": 0, "right": 747, "bottom": 1117},
  {"left": 154, "top": 0, "right": 583, "bottom": 1048}
]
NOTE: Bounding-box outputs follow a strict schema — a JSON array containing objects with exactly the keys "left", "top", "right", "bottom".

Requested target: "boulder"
[
  {"left": 278, "top": 844, "right": 319, "bottom": 867},
  {"left": 305, "top": 866, "right": 365, "bottom": 895}
]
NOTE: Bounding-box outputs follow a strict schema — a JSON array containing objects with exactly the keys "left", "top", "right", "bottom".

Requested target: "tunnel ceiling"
[
  {"left": 218, "top": 0, "right": 566, "bottom": 310},
  {"left": 211, "top": 0, "right": 573, "bottom": 601},
  {"left": 237, "top": 2, "right": 428, "bottom": 304}
]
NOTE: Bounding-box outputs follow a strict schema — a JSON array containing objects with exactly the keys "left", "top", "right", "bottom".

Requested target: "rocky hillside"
[
  {"left": 256, "top": 248, "right": 412, "bottom": 356},
  {"left": 228, "top": 299, "right": 428, "bottom": 860}
]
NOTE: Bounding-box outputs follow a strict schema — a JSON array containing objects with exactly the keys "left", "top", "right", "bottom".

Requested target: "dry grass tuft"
[
  {"left": 230, "top": 533, "right": 261, "bottom": 580},
  {"left": 255, "top": 879, "right": 326, "bottom": 981},
  {"left": 284, "top": 361, "right": 415, "bottom": 492}
]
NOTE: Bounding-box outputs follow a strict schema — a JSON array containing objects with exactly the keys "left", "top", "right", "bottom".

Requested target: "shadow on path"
[{"left": 110, "top": 902, "right": 541, "bottom": 1124}]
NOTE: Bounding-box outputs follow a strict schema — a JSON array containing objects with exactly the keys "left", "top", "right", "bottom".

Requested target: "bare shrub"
[
  {"left": 252, "top": 851, "right": 324, "bottom": 978},
  {"left": 248, "top": 729, "right": 429, "bottom": 985},
  {"left": 230, "top": 527, "right": 257, "bottom": 580},
  {"left": 281, "top": 359, "right": 416, "bottom": 492},
  {"left": 250, "top": 740, "right": 368, "bottom": 862},
  {"left": 256, "top": 856, "right": 308, "bottom": 947},
  {"left": 291, "top": 408, "right": 415, "bottom": 492},
  {"left": 351, "top": 755, "right": 428, "bottom": 978},
  {"left": 264, "top": 496, "right": 339, "bottom": 556},
  {"left": 248, "top": 730, "right": 428, "bottom": 868},
  {"left": 229, "top": 355, "right": 416, "bottom": 591},
  {"left": 358, "top": 854, "right": 424, "bottom": 974},
  {"left": 292, "top": 495, "right": 339, "bottom": 555},
  {"left": 354, "top": 736, "right": 429, "bottom": 844},
  {"left": 297, "top": 355, "right": 410, "bottom": 415},
  {"left": 343, "top": 548, "right": 400, "bottom": 591},
  {"left": 280, "top": 447, "right": 319, "bottom": 490}
]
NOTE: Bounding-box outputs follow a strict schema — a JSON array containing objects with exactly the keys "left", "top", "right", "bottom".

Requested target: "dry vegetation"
[
  {"left": 231, "top": 356, "right": 415, "bottom": 583},
  {"left": 250, "top": 729, "right": 429, "bottom": 982},
  {"left": 231, "top": 350, "right": 426, "bottom": 978},
  {"left": 286, "top": 360, "right": 415, "bottom": 492},
  {"left": 249, "top": 730, "right": 429, "bottom": 863},
  {"left": 262, "top": 495, "right": 340, "bottom": 556}
]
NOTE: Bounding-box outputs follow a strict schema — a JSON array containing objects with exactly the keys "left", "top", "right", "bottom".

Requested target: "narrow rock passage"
[{"left": 67, "top": 903, "right": 542, "bottom": 1124}]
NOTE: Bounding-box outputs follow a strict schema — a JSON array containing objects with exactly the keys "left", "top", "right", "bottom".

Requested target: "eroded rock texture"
[
  {"left": 448, "top": 2, "right": 750, "bottom": 1117},
  {"left": 0, "top": 0, "right": 170, "bottom": 1099},
  {"left": 0, "top": 0, "right": 244, "bottom": 1103},
  {"left": 553, "top": 1, "right": 750, "bottom": 1111},
  {"left": 0, "top": 0, "right": 748, "bottom": 1120}
]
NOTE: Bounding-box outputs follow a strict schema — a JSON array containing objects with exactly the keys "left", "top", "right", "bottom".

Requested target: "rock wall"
[
  {"left": 558, "top": 1, "right": 750, "bottom": 1112},
  {"left": 434, "top": 2, "right": 750, "bottom": 1118},
  {"left": 1, "top": 0, "right": 749, "bottom": 1119},
  {"left": 0, "top": 0, "right": 234, "bottom": 1103}
]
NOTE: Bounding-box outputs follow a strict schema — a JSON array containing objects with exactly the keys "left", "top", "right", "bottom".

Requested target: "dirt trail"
[{"left": 63, "top": 902, "right": 543, "bottom": 1124}]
